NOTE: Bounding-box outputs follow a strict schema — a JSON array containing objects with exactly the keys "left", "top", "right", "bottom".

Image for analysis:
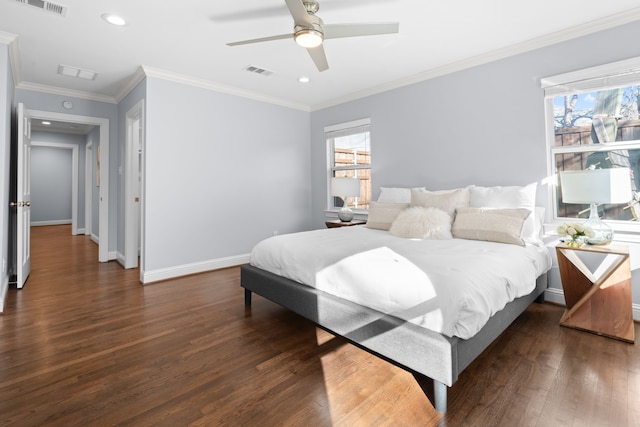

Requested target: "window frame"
[
  {"left": 542, "top": 57, "right": 640, "bottom": 237},
  {"left": 325, "top": 118, "right": 371, "bottom": 215}
]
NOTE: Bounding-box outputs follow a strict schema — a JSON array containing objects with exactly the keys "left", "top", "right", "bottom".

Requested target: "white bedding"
[{"left": 250, "top": 226, "right": 551, "bottom": 339}]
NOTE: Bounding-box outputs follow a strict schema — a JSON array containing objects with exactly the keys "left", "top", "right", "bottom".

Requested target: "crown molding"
[
  {"left": 15, "top": 81, "right": 117, "bottom": 103},
  {"left": 114, "top": 66, "right": 146, "bottom": 103},
  {"left": 310, "top": 7, "right": 640, "bottom": 111},
  {"left": 141, "top": 65, "right": 310, "bottom": 112},
  {"left": 0, "top": 30, "right": 17, "bottom": 45}
]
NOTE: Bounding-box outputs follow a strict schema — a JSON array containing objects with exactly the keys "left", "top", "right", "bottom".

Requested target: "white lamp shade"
[
  {"left": 559, "top": 168, "right": 632, "bottom": 204},
  {"left": 331, "top": 177, "right": 361, "bottom": 197}
]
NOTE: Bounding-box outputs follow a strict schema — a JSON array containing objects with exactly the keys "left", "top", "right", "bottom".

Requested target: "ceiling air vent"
[
  {"left": 13, "top": 0, "right": 68, "bottom": 17},
  {"left": 244, "top": 65, "right": 273, "bottom": 77}
]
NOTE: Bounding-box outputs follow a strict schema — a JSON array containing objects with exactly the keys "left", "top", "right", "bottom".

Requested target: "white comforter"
[{"left": 250, "top": 226, "right": 551, "bottom": 339}]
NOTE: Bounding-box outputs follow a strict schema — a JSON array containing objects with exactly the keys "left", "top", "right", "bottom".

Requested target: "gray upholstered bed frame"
[{"left": 241, "top": 264, "right": 547, "bottom": 413}]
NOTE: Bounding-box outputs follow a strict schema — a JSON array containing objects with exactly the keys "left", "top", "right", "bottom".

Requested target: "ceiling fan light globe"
[{"left": 295, "top": 29, "right": 324, "bottom": 48}]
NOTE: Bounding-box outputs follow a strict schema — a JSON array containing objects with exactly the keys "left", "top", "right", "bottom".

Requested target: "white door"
[
  {"left": 124, "top": 100, "right": 143, "bottom": 269},
  {"left": 16, "top": 103, "right": 32, "bottom": 289}
]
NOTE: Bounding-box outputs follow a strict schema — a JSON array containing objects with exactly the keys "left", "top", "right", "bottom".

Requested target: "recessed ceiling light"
[
  {"left": 102, "top": 13, "right": 126, "bottom": 26},
  {"left": 298, "top": 77, "right": 310, "bottom": 83},
  {"left": 42, "top": 121, "right": 51, "bottom": 126}
]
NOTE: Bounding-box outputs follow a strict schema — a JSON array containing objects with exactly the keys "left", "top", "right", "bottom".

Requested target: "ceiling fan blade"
[
  {"left": 227, "top": 33, "right": 293, "bottom": 47},
  {"left": 285, "top": 0, "right": 314, "bottom": 27},
  {"left": 307, "top": 45, "right": 329, "bottom": 72},
  {"left": 323, "top": 22, "right": 399, "bottom": 40}
]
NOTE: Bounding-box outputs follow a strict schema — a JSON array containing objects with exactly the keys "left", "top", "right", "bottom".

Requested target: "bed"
[{"left": 241, "top": 186, "right": 552, "bottom": 412}]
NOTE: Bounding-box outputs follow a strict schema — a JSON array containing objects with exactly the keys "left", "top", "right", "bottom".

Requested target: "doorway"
[{"left": 27, "top": 109, "right": 109, "bottom": 262}]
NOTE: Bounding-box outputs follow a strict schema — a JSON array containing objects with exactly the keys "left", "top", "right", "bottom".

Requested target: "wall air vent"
[
  {"left": 13, "top": 0, "right": 68, "bottom": 17},
  {"left": 244, "top": 65, "right": 273, "bottom": 77}
]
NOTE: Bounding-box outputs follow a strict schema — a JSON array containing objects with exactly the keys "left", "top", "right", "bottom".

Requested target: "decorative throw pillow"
[
  {"left": 389, "top": 207, "right": 453, "bottom": 239},
  {"left": 469, "top": 183, "right": 538, "bottom": 242},
  {"left": 410, "top": 187, "right": 470, "bottom": 217},
  {"left": 452, "top": 207, "right": 531, "bottom": 246},
  {"left": 366, "top": 202, "right": 410, "bottom": 230},
  {"left": 377, "top": 187, "right": 425, "bottom": 204}
]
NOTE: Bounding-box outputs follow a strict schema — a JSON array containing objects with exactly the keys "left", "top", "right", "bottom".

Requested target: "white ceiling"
[{"left": 2, "top": 0, "right": 640, "bottom": 111}]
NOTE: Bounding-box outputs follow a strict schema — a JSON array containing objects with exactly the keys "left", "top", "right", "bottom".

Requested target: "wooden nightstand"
[
  {"left": 555, "top": 242, "right": 634, "bottom": 343},
  {"left": 325, "top": 220, "right": 366, "bottom": 228}
]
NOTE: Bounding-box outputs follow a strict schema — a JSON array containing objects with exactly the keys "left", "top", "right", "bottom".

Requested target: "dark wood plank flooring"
[{"left": 1, "top": 225, "right": 638, "bottom": 426}]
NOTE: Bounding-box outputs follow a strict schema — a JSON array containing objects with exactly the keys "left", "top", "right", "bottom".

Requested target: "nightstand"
[
  {"left": 325, "top": 220, "right": 366, "bottom": 228},
  {"left": 555, "top": 242, "right": 634, "bottom": 343}
]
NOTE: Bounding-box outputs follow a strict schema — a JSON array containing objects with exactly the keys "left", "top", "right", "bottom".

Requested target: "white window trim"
[
  {"left": 542, "top": 57, "right": 640, "bottom": 237},
  {"left": 325, "top": 118, "right": 371, "bottom": 218}
]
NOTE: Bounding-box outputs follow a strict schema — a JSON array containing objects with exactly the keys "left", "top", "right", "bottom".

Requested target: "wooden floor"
[{"left": 1, "top": 225, "right": 639, "bottom": 426}]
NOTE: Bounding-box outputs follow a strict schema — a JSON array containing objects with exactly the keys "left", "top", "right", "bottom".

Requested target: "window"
[
  {"left": 325, "top": 118, "right": 371, "bottom": 211},
  {"left": 543, "top": 59, "right": 640, "bottom": 229}
]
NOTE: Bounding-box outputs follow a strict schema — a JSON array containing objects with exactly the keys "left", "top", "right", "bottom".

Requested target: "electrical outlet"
[{"left": 273, "top": 231, "right": 278, "bottom": 236}]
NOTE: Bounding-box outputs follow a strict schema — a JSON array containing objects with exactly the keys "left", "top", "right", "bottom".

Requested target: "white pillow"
[
  {"left": 452, "top": 207, "right": 530, "bottom": 246},
  {"left": 377, "top": 187, "right": 425, "bottom": 204},
  {"left": 469, "top": 183, "right": 538, "bottom": 242},
  {"left": 389, "top": 207, "right": 453, "bottom": 239},
  {"left": 469, "top": 183, "right": 536, "bottom": 208},
  {"left": 366, "top": 202, "right": 410, "bottom": 230},
  {"left": 410, "top": 187, "right": 470, "bottom": 217}
]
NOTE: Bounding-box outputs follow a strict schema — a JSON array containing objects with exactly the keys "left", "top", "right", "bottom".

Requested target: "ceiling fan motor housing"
[{"left": 295, "top": 13, "right": 324, "bottom": 36}]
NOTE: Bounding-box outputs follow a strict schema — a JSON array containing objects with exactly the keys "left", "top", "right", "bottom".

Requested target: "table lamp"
[
  {"left": 331, "top": 177, "right": 361, "bottom": 222},
  {"left": 559, "top": 167, "right": 632, "bottom": 244}
]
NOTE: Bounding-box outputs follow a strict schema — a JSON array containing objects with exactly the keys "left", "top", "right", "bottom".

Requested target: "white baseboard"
[
  {"left": 545, "top": 287, "right": 640, "bottom": 321},
  {"left": 31, "top": 220, "right": 72, "bottom": 226},
  {"left": 142, "top": 254, "right": 250, "bottom": 284},
  {"left": 116, "top": 251, "right": 125, "bottom": 267}
]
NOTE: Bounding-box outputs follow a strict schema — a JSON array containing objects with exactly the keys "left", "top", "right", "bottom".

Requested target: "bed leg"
[
  {"left": 413, "top": 373, "right": 448, "bottom": 413},
  {"left": 244, "top": 289, "right": 252, "bottom": 306},
  {"left": 433, "top": 380, "right": 447, "bottom": 413}
]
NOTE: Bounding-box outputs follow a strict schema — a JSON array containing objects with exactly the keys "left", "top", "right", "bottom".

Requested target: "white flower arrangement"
[{"left": 557, "top": 222, "right": 594, "bottom": 246}]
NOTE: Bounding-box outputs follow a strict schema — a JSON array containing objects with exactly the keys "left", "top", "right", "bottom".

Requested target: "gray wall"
[
  {"left": 0, "top": 42, "right": 14, "bottom": 305},
  {"left": 310, "top": 20, "right": 640, "bottom": 304},
  {"left": 31, "top": 145, "right": 72, "bottom": 224},
  {"left": 143, "top": 76, "right": 311, "bottom": 275},
  {"left": 30, "top": 131, "right": 88, "bottom": 226}
]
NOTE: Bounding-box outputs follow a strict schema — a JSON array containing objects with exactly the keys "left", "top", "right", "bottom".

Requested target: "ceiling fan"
[{"left": 226, "top": 0, "right": 399, "bottom": 72}]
